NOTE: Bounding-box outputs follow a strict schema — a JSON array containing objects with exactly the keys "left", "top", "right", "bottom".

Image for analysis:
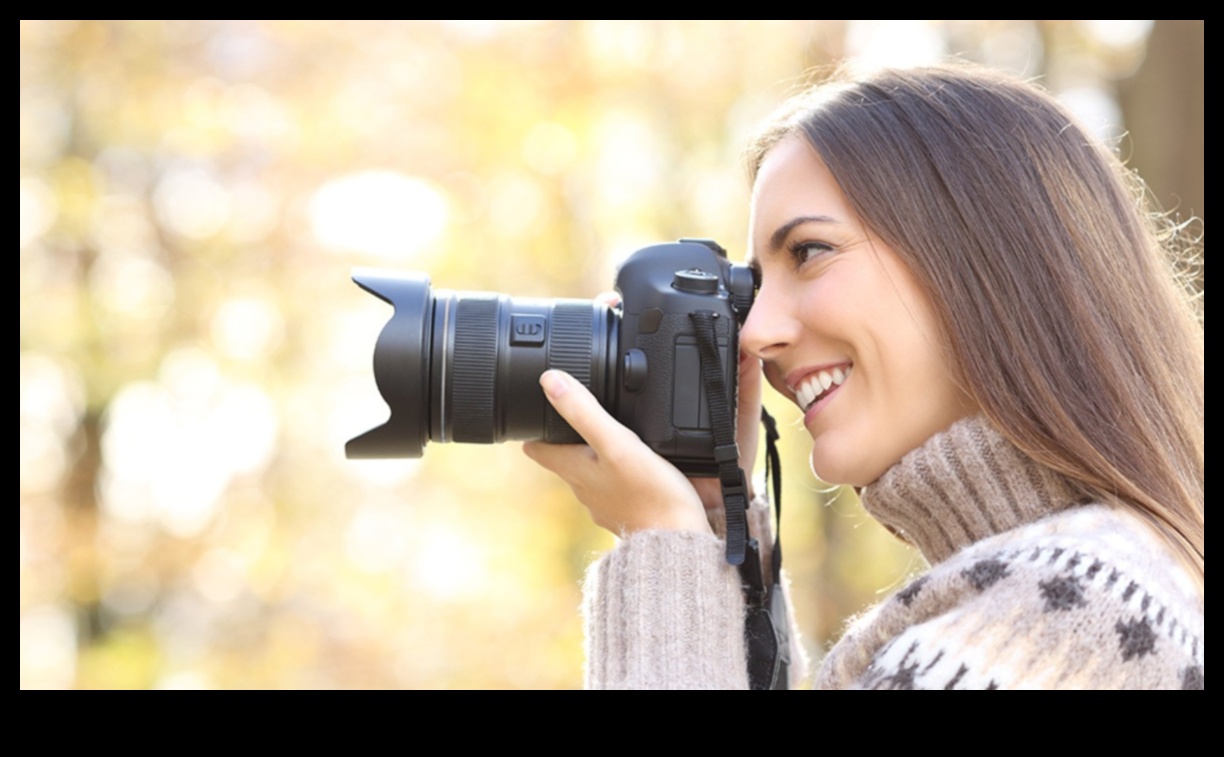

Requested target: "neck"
[{"left": 860, "top": 416, "right": 1086, "bottom": 564}]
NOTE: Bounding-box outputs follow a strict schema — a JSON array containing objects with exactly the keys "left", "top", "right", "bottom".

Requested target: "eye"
[{"left": 788, "top": 240, "right": 835, "bottom": 267}]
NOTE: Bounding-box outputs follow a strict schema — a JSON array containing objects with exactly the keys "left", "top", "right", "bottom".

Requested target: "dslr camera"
[{"left": 347, "top": 239, "right": 755, "bottom": 476}]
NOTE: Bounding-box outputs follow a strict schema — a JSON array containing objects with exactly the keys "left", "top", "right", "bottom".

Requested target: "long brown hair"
[{"left": 747, "top": 64, "right": 1204, "bottom": 586}]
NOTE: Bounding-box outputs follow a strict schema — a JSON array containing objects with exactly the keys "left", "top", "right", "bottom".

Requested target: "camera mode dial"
[{"left": 672, "top": 268, "right": 719, "bottom": 294}]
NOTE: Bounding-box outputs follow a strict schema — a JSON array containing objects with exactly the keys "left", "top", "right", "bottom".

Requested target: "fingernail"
[{"left": 540, "top": 370, "right": 569, "bottom": 400}]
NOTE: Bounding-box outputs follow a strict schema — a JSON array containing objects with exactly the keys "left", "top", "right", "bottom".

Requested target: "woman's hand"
[
  {"left": 523, "top": 370, "right": 712, "bottom": 536},
  {"left": 523, "top": 359, "right": 764, "bottom": 536},
  {"left": 523, "top": 287, "right": 764, "bottom": 537}
]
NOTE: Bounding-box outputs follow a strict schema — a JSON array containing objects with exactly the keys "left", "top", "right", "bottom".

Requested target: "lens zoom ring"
[
  {"left": 452, "top": 298, "right": 498, "bottom": 442},
  {"left": 546, "top": 303, "right": 593, "bottom": 442}
]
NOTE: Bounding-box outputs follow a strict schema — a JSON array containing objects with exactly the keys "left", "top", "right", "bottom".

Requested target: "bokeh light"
[{"left": 310, "top": 171, "right": 448, "bottom": 260}]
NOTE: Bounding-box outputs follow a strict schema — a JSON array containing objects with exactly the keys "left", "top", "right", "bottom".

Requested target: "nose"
[{"left": 740, "top": 283, "right": 795, "bottom": 362}]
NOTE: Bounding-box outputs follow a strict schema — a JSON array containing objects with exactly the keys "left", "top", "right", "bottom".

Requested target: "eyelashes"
[
  {"left": 787, "top": 240, "right": 835, "bottom": 267},
  {"left": 751, "top": 238, "right": 838, "bottom": 291}
]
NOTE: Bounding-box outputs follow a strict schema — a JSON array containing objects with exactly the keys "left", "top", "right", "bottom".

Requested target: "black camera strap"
[
  {"left": 753, "top": 406, "right": 789, "bottom": 690},
  {"left": 690, "top": 311, "right": 789, "bottom": 690}
]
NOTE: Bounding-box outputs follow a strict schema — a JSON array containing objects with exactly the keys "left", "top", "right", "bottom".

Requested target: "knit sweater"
[{"left": 582, "top": 417, "right": 1204, "bottom": 689}]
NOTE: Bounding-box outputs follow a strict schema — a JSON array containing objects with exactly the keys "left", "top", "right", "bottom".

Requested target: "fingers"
[
  {"left": 760, "top": 357, "right": 788, "bottom": 402},
  {"left": 738, "top": 353, "right": 762, "bottom": 422},
  {"left": 521, "top": 439, "right": 594, "bottom": 477},
  {"left": 538, "top": 370, "right": 632, "bottom": 454},
  {"left": 734, "top": 353, "right": 763, "bottom": 498},
  {"left": 526, "top": 369, "right": 713, "bottom": 536}
]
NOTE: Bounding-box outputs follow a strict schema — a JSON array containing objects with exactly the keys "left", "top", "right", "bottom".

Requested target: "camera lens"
[{"left": 346, "top": 269, "right": 617, "bottom": 459}]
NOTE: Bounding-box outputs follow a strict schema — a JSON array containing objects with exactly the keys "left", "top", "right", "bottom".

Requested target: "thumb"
[{"left": 539, "top": 370, "right": 633, "bottom": 453}]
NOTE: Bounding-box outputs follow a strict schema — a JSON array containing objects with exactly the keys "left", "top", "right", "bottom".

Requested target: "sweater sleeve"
[
  {"left": 582, "top": 495, "right": 806, "bottom": 689},
  {"left": 583, "top": 528, "right": 749, "bottom": 689}
]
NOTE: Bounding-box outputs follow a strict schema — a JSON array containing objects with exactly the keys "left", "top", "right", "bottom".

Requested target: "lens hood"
[{"left": 346, "top": 269, "right": 433, "bottom": 459}]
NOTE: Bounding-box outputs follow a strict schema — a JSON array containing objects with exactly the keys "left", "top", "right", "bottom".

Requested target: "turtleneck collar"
[{"left": 859, "top": 415, "right": 1086, "bottom": 565}]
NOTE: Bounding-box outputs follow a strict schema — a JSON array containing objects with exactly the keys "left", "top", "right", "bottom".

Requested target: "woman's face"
[{"left": 742, "top": 135, "right": 978, "bottom": 487}]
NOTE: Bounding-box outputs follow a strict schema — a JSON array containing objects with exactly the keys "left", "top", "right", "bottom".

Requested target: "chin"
[{"left": 808, "top": 446, "right": 881, "bottom": 489}]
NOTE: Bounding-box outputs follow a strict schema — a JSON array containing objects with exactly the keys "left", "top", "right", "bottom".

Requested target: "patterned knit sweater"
[{"left": 582, "top": 417, "right": 1204, "bottom": 689}]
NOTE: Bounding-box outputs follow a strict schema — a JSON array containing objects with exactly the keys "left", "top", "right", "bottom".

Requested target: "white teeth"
[
  {"left": 793, "top": 365, "right": 851, "bottom": 410},
  {"left": 796, "top": 382, "right": 816, "bottom": 409}
]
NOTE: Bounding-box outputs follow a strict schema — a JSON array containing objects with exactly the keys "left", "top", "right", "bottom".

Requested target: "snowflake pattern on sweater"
[{"left": 821, "top": 506, "right": 1204, "bottom": 689}]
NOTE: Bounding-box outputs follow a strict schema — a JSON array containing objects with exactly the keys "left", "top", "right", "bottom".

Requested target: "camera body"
[
  {"left": 347, "top": 238, "right": 755, "bottom": 476},
  {"left": 611, "top": 239, "right": 754, "bottom": 474}
]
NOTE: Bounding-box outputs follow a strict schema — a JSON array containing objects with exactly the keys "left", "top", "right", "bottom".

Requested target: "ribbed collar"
[{"left": 859, "top": 416, "right": 1086, "bottom": 565}]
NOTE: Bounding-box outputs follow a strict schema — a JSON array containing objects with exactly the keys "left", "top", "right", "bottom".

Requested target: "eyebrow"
[
  {"left": 747, "top": 214, "right": 840, "bottom": 277},
  {"left": 769, "top": 214, "right": 839, "bottom": 252}
]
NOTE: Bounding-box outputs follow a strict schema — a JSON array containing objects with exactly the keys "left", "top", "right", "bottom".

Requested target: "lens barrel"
[{"left": 346, "top": 269, "right": 616, "bottom": 459}]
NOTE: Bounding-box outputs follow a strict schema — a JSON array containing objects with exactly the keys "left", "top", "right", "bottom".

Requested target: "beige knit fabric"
[
  {"left": 859, "top": 416, "right": 1087, "bottom": 564},
  {"left": 583, "top": 416, "right": 1205, "bottom": 689},
  {"left": 583, "top": 496, "right": 796, "bottom": 689}
]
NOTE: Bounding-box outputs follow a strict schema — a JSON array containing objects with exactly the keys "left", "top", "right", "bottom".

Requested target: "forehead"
[
  {"left": 752, "top": 136, "right": 848, "bottom": 217},
  {"left": 748, "top": 136, "right": 854, "bottom": 256}
]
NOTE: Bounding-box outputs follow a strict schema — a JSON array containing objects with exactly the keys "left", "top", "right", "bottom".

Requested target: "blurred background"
[{"left": 20, "top": 20, "right": 1203, "bottom": 689}]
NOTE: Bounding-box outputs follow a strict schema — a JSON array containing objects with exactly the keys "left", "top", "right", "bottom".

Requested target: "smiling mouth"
[{"left": 794, "top": 365, "right": 852, "bottom": 411}]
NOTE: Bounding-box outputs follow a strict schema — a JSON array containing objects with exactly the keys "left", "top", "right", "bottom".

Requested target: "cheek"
[
  {"left": 869, "top": 302, "right": 974, "bottom": 458},
  {"left": 795, "top": 280, "right": 857, "bottom": 352}
]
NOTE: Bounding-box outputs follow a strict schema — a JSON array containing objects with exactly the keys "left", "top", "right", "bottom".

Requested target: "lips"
[{"left": 789, "top": 364, "right": 852, "bottom": 411}]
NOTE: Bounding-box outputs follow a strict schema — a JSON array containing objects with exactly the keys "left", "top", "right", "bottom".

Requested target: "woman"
[{"left": 524, "top": 64, "right": 1204, "bottom": 689}]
